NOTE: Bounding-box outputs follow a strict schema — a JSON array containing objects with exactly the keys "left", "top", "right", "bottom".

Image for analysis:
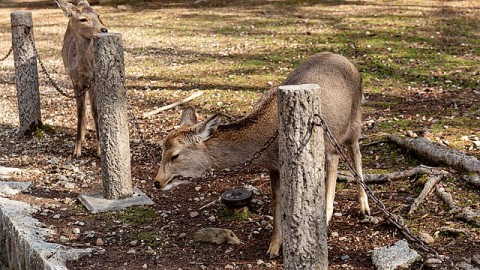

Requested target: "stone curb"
[{"left": 0, "top": 197, "right": 92, "bottom": 270}]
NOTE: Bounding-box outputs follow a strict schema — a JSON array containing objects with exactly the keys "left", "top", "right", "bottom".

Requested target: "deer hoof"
[{"left": 267, "top": 243, "right": 281, "bottom": 259}]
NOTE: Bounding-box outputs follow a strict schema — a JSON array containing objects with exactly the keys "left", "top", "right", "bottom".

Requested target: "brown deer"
[
  {"left": 55, "top": 0, "right": 108, "bottom": 157},
  {"left": 154, "top": 52, "right": 371, "bottom": 258}
]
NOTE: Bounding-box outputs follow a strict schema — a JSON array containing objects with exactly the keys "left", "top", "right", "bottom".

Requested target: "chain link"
[
  {"left": 26, "top": 28, "right": 93, "bottom": 99},
  {"left": 0, "top": 46, "right": 13, "bottom": 61},
  {"left": 312, "top": 113, "right": 457, "bottom": 269}
]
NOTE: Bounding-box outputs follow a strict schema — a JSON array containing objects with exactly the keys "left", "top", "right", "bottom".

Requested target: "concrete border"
[{"left": 0, "top": 197, "right": 92, "bottom": 270}]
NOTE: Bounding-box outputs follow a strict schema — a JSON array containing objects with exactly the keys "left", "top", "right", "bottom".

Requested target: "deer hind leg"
[
  {"left": 348, "top": 140, "right": 371, "bottom": 217},
  {"left": 325, "top": 153, "right": 339, "bottom": 224},
  {"left": 74, "top": 93, "right": 87, "bottom": 158},
  {"left": 267, "top": 169, "right": 282, "bottom": 259}
]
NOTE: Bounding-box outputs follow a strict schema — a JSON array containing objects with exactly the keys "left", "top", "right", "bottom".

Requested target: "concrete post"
[
  {"left": 278, "top": 84, "right": 327, "bottom": 269},
  {"left": 10, "top": 11, "right": 42, "bottom": 135},
  {"left": 93, "top": 33, "right": 132, "bottom": 200}
]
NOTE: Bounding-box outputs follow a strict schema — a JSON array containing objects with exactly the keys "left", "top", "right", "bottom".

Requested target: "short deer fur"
[
  {"left": 55, "top": 0, "right": 108, "bottom": 157},
  {"left": 154, "top": 52, "right": 371, "bottom": 258}
]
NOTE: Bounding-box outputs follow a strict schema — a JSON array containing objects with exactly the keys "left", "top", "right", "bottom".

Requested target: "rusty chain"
[
  {"left": 0, "top": 46, "right": 13, "bottom": 61},
  {"left": 312, "top": 113, "right": 457, "bottom": 269}
]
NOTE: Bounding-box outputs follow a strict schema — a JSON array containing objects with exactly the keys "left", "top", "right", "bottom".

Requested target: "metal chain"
[
  {"left": 312, "top": 113, "right": 457, "bottom": 269},
  {"left": 26, "top": 29, "right": 93, "bottom": 99},
  {"left": 0, "top": 46, "right": 13, "bottom": 61}
]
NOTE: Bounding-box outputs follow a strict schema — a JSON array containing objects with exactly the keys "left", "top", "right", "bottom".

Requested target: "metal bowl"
[{"left": 221, "top": 187, "right": 253, "bottom": 208}]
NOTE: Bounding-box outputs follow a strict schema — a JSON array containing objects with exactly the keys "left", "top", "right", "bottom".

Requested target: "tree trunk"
[
  {"left": 11, "top": 11, "right": 42, "bottom": 135},
  {"left": 93, "top": 33, "right": 132, "bottom": 200},
  {"left": 278, "top": 84, "right": 327, "bottom": 270}
]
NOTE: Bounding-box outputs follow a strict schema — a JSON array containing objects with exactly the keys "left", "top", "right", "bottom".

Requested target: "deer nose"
[
  {"left": 154, "top": 181, "right": 161, "bottom": 189},
  {"left": 101, "top": 28, "right": 108, "bottom": 33}
]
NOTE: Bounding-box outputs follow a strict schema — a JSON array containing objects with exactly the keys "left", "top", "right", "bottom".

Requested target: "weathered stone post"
[
  {"left": 278, "top": 84, "right": 327, "bottom": 269},
  {"left": 11, "top": 11, "right": 42, "bottom": 135},
  {"left": 93, "top": 33, "right": 132, "bottom": 199}
]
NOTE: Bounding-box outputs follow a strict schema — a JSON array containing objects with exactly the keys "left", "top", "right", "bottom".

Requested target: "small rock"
[
  {"left": 130, "top": 240, "right": 139, "bottom": 246},
  {"left": 331, "top": 231, "right": 339, "bottom": 238},
  {"left": 57, "top": 175, "right": 68, "bottom": 182},
  {"left": 371, "top": 240, "right": 421, "bottom": 270},
  {"left": 59, "top": 236, "right": 69, "bottom": 243},
  {"left": 142, "top": 263, "right": 148, "bottom": 269},
  {"left": 405, "top": 196, "right": 414, "bottom": 203},
  {"left": 225, "top": 265, "right": 234, "bottom": 269},
  {"left": 189, "top": 211, "right": 199, "bottom": 218},
  {"left": 418, "top": 232, "right": 435, "bottom": 244},
  {"left": 257, "top": 259, "right": 265, "bottom": 265},
  {"left": 145, "top": 246, "right": 155, "bottom": 255},
  {"left": 208, "top": 215, "right": 216, "bottom": 222},
  {"left": 72, "top": 228, "right": 81, "bottom": 234},
  {"left": 53, "top": 214, "right": 60, "bottom": 219},
  {"left": 194, "top": 228, "right": 241, "bottom": 245},
  {"left": 35, "top": 222, "right": 47, "bottom": 228},
  {"left": 178, "top": 233, "right": 187, "bottom": 239},
  {"left": 456, "top": 262, "right": 477, "bottom": 270},
  {"left": 95, "top": 238, "right": 104, "bottom": 246},
  {"left": 195, "top": 186, "right": 202, "bottom": 191},
  {"left": 127, "top": 249, "right": 136, "bottom": 255},
  {"left": 341, "top": 255, "right": 350, "bottom": 261},
  {"left": 333, "top": 212, "right": 343, "bottom": 217},
  {"left": 243, "top": 184, "right": 261, "bottom": 195},
  {"left": 64, "top": 182, "right": 76, "bottom": 189}
]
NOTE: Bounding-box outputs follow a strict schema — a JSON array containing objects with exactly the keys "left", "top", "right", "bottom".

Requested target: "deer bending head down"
[
  {"left": 155, "top": 52, "right": 371, "bottom": 258},
  {"left": 55, "top": 0, "right": 108, "bottom": 157}
]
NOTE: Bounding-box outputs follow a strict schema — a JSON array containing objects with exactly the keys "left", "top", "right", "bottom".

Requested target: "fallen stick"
[
  {"left": 143, "top": 91, "right": 204, "bottom": 118},
  {"left": 436, "top": 187, "right": 480, "bottom": 227},
  {"left": 338, "top": 165, "right": 447, "bottom": 183},
  {"left": 387, "top": 135, "right": 480, "bottom": 173},
  {"left": 408, "top": 174, "right": 443, "bottom": 216},
  {"left": 199, "top": 197, "right": 221, "bottom": 211},
  {"left": 463, "top": 174, "right": 480, "bottom": 188}
]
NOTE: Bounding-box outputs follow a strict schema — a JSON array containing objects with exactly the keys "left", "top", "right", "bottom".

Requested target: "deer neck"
[
  {"left": 205, "top": 93, "right": 278, "bottom": 170},
  {"left": 66, "top": 23, "right": 94, "bottom": 71}
]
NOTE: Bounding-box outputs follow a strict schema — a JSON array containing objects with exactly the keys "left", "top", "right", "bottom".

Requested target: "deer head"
[
  {"left": 154, "top": 107, "right": 222, "bottom": 189},
  {"left": 55, "top": 0, "right": 108, "bottom": 39}
]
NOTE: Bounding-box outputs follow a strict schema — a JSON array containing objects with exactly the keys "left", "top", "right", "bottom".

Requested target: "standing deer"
[
  {"left": 55, "top": 0, "right": 108, "bottom": 157},
  {"left": 154, "top": 52, "right": 371, "bottom": 258}
]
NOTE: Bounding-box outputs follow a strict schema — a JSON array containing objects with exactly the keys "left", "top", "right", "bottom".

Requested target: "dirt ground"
[{"left": 0, "top": 0, "right": 479, "bottom": 269}]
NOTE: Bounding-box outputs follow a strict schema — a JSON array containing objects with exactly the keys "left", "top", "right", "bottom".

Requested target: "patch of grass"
[
  {"left": 136, "top": 231, "right": 167, "bottom": 248},
  {"left": 119, "top": 207, "right": 156, "bottom": 225},
  {"left": 33, "top": 124, "right": 56, "bottom": 138},
  {"left": 219, "top": 206, "right": 254, "bottom": 221}
]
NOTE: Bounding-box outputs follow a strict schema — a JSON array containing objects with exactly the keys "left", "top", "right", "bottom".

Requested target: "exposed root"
[
  {"left": 387, "top": 135, "right": 480, "bottom": 173},
  {"left": 408, "top": 174, "right": 443, "bottom": 216},
  {"left": 464, "top": 174, "right": 480, "bottom": 188},
  {"left": 436, "top": 187, "right": 480, "bottom": 227},
  {"left": 338, "top": 165, "right": 447, "bottom": 183}
]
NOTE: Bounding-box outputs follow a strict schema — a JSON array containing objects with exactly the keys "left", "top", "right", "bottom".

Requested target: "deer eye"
[
  {"left": 171, "top": 154, "right": 179, "bottom": 162},
  {"left": 79, "top": 18, "right": 88, "bottom": 22}
]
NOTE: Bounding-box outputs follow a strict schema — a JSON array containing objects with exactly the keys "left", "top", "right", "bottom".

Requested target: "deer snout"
[
  {"left": 100, "top": 28, "right": 108, "bottom": 33},
  {"left": 154, "top": 180, "right": 162, "bottom": 189}
]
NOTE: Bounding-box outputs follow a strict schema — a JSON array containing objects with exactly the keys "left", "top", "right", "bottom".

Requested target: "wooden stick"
[
  {"left": 408, "top": 174, "right": 443, "bottom": 216},
  {"left": 142, "top": 91, "right": 204, "bottom": 118}
]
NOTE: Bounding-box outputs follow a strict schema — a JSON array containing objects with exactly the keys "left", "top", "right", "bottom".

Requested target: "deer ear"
[
  {"left": 55, "top": 0, "right": 78, "bottom": 17},
  {"left": 179, "top": 106, "right": 198, "bottom": 126},
  {"left": 191, "top": 114, "right": 222, "bottom": 142}
]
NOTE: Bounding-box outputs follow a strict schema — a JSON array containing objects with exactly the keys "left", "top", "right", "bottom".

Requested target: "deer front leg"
[
  {"left": 90, "top": 92, "right": 101, "bottom": 157},
  {"left": 325, "top": 153, "right": 339, "bottom": 224},
  {"left": 348, "top": 140, "right": 370, "bottom": 217},
  {"left": 267, "top": 169, "right": 282, "bottom": 258},
  {"left": 74, "top": 93, "right": 87, "bottom": 158}
]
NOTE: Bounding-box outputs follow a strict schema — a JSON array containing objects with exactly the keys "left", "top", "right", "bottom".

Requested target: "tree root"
[
  {"left": 464, "top": 174, "right": 480, "bottom": 188},
  {"left": 338, "top": 165, "right": 446, "bottom": 183},
  {"left": 408, "top": 174, "right": 443, "bottom": 216},
  {"left": 435, "top": 187, "right": 480, "bottom": 227},
  {"left": 387, "top": 135, "right": 480, "bottom": 173}
]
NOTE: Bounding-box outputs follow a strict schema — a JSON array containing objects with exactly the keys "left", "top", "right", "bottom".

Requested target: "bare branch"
[
  {"left": 143, "top": 91, "right": 204, "bottom": 118},
  {"left": 408, "top": 174, "right": 443, "bottom": 216}
]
